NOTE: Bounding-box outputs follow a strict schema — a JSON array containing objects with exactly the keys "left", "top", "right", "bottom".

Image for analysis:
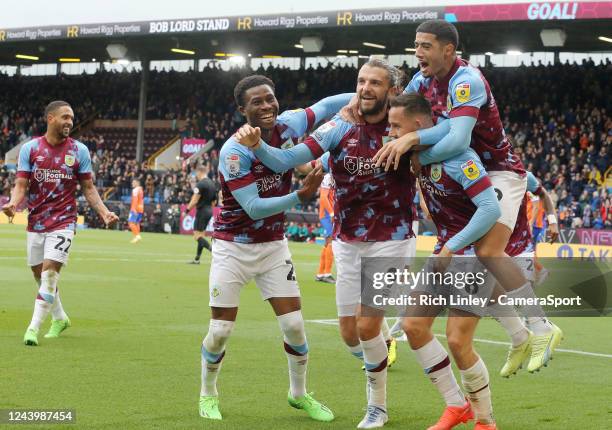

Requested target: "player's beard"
[
  {"left": 57, "top": 124, "right": 71, "bottom": 139},
  {"left": 359, "top": 95, "right": 388, "bottom": 116}
]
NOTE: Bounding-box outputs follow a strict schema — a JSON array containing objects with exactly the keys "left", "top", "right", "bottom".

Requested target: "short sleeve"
[
  {"left": 16, "top": 141, "right": 34, "bottom": 178},
  {"left": 448, "top": 68, "right": 487, "bottom": 119},
  {"left": 76, "top": 142, "right": 93, "bottom": 179},
  {"left": 219, "top": 139, "right": 256, "bottom": 192},
  {"left": 444, "top": 149, "right": 492, "bottom": 199},
  {"left": 526, "top": 171, "right": 542, "bottom": 194}
]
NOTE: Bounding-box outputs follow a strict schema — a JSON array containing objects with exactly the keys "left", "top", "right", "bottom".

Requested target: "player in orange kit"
[
  {"left": 128, "top": 178, "right": 144, "bottom": 243},
  {"left": 316, "top": 171, "right": 335, "bottom": 283}
]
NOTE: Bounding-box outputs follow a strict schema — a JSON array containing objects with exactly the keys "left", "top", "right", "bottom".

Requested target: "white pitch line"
[{"left": 306, "top": 318, "right": 612, "bottom": 359}]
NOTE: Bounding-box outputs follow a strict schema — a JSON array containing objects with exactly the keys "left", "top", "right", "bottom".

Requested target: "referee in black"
[{"left": 187, "top": 163, "right": 218, "bottom": 264}]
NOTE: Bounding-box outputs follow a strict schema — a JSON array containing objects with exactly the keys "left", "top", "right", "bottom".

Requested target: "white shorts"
[
  {"left": 489, "top": 171, "right": 527, "bottom": 231},
  {"left": 27, "top": 229, "right": 75, "bottom": 266},
  {"left": 515, "top": 251, "right": 536, "bottom": 283},
  {"left": 208, "top": 238, "right": 300, "bottom": 307},
  {"left": 332, "top": 238, "right": 416, "bottom": 317}
]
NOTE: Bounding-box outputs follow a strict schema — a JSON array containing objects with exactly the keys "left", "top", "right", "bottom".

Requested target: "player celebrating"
[
  {"left": 389, "top": 93, "right": 501, "bottom": 430},
  {"left": 187, "top": 164, "right": 217, "bottom": 264},
  {"left": 199, "top": 75, "right": 338, "bottom": 423},
  {"left": 2, "top": 101, "right": 118, "bottom": 346},
  {"left": 128, "top": 178, "right": 144, "bottom": 243},
  {"left": 371, "top": 19, "right": 561, "bottom": 372},
  {"left": 235, "top": 59, "right": 416, "bottom": 429},
  {"left": 316, "top": 172, "right": 335, "bottom": 283}
]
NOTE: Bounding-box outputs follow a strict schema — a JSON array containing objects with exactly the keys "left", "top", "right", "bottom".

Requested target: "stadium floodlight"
[
  {"left": 59, "top": 58, "right": 80, "bottom": 62},
  {"left": 363, "top": 42, "right": 386, "bottom": 49},
  {"left": 116, "top": 59, "right": 130, "bottom": 65},
  {"left": 300, "top": 36, "right": 324, "bottom": 53},
  {"left": 349, "top": 50, "right": 359, "bottom": 54},
  {"left": 294, "top": 44, "right": 303, "bottom": 49},
  {"left": 337, "top": 49, "right": 348, "bottom": 53},
  {"left": 106, "top": 43, "right": 128, "bottom": 60},
  {"left": 540, "top": 29, "right": 567, "bottom": 47},
  {"left": 16, "top": 54, "right": 39, "bottom": 61},
  {"left": 507, "top": 50, "right": 522, "bottom": 55},
  {"left": 599, "top": 36, "right": 612, "bottom": 43},
  {"left": 485, "top": 52, "right": 494, "bottom": 56},
  {"left": 405, "top": 48, "right": 416, "bottom": 52},
  {"left": 171, "top": 48, "right": 195, "bottom": 55}
]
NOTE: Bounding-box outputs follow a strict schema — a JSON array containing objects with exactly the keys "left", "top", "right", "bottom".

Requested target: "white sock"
[
  {"left": 348, "top": 343, "right": 364, "bottom": 360},
  {"left": 201, "top": 319, "right": 234, "bottom": 396},
  {"left": 361, "top": 333, "right": 387, "bottom": 409},
  {"left": 381, "top": 318, "right": 390, "bottom": 341},
  {"left": 526, "top": 317, "right": 553, "bottom": 335},
  {"left": 413, "top": 338, "right": 465, "bottom": 407},
  {"left": 51, "top": 288, "right": 68, "bottom": 321},
  {"left": 28, "top": 270, "right": 59, "bottom": 331},
  {"left": 278, "top": 310, "right": 308, "bottom": 399},
  {"left": 460, "top": 357, "right": 494, "bottom": 425},
  {"left": 489, "top": 303, "right": 529, "bottom": 346},
  {"left": 505, "top": 282, "right": 548, "bottom": 320}
]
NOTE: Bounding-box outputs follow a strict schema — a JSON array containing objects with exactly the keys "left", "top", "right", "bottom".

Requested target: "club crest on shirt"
[
  {"left": 225, "top": 154, "right": 241, "bottom": 178},
  {"left": 461, "top": 159, "right": 480, "bottom": 180},
  {"left": 281, "top": 139, "right": 294, "bottom": 150},
  {"left": 64, "top": 154, "right": 75, "bottom": 167},
  {"left": 430, "top": 164, "right": 442, "bottom": 182},
  {"left": 455, "top": 83, "right": 471, "bottom": 103}
]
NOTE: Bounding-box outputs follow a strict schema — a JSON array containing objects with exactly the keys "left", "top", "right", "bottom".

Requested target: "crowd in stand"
[{"left": 1, "top": 58, "right": 610, "bottom": 230}]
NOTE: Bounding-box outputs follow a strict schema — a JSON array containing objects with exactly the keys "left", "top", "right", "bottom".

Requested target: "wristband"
[{"left": 547, "top": 214, "right": 557, "bottom": 225}]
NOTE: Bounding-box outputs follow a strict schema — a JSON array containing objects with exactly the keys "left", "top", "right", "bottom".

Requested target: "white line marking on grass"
[{"left": 306, "top": 318, "right": 612, "bottom": 359}]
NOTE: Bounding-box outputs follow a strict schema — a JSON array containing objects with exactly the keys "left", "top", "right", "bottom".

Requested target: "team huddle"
[{"left": 3, "top": 19, "right": 563, "bottom": 430}]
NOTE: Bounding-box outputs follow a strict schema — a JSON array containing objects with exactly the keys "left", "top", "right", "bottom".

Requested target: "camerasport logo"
[
  {"left": 343, "top": 156, "right": 379, "bottom": 176},
  {"left": 33, "top": 168, "right": 73, "bottom": 182}
]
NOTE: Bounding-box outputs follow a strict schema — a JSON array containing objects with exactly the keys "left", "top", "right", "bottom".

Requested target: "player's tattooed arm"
[
  {"left": 2, "top": 177, "right": 28, "bottom": 218},
  {"left": 80, "top": 179, "right": 119, "bottom": 227}
]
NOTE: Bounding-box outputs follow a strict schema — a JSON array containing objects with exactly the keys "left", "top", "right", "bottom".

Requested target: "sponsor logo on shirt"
[
  {"left": 225, "top": 154, "right": 241, "bottom": 178},
  {"left": 461, "top": 160, "right": 480, "bottom": 180},
  {"left": 280, "top": 139, "right": 295, "bottom": 149},
  {"left": 343, "top": 156, "right": 379, "bottom": 176},
  {"left": 33, "top": 168, "right": 73, "bottom": 183},
  {"left": 455, "top": 83, "right": 471, "bottom": 103},
  {"left": 256, "top": 173, "right": 283, "bottom": 193}
]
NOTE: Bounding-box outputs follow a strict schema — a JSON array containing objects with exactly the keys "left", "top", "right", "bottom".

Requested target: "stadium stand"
[{"left": 1, "top": 59, "right": 610, "bottom": 231}]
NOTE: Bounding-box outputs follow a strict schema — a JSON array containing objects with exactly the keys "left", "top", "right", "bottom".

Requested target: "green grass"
[{"left": 1, "top": 224, "right": 611, "bottom": 429}]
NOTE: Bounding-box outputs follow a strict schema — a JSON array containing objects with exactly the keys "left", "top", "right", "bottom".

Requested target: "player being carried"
[
  {"left": 2, "top": 101, "right": 119, "bottom": 346},
  {"left": 128, "top": 178, "right": 144, "bottom": 243},
  {"left": 358, "top": 19, "right": 562, "bottom": 373},
  {"left": 235, "top": 59, "right": 417, "bottom": 429},
  {"left": 198, "top": 75, "right": 351, "bottom": 422}
]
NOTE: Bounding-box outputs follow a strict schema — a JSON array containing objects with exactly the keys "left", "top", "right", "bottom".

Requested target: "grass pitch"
[{"left": 1, "top": 224, "right": 611, "bottom": 429}]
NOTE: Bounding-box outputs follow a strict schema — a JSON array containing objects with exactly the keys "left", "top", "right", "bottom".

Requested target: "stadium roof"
[{"left": 2, "top": 2, "right": 611, "bottom": 64}]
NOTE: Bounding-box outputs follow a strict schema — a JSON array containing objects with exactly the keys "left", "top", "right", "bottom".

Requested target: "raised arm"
[
  {"left": 277, "top": 93, "right": 354, "bottom": 139},
  {"left": 220, "top": 140, "right": 323, "bottom": 220},
  {"left": 235, "top": 118, "right": 349, "bottom": 173}
]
